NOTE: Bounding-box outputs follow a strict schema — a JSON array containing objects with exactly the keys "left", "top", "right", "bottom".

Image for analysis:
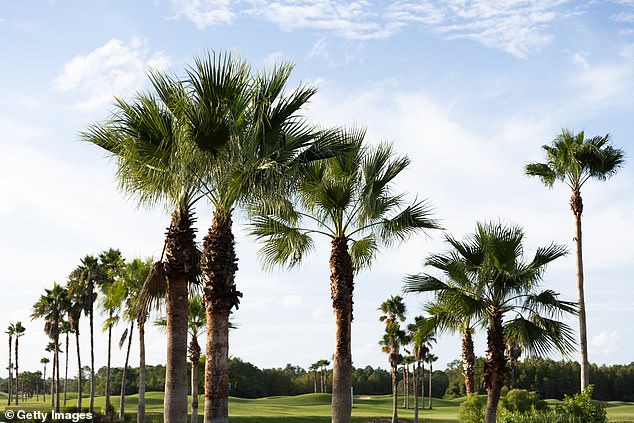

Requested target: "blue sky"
[{"left": 1, "top": 0, "right": 633, "bottom": 377}]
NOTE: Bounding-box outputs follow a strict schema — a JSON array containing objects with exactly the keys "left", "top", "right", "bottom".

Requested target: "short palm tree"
[
  {"left": 250, "top": 130, "right": 440, "bottom": 423},
  {"left": 379, "top": 322, "right": 407, "bottom": 423},
  {"left": 32, "top": 282, "right": 70, "bottom": 413},
  {"left": 525, "top": 129, "right": 625, "bottom": 391},
  {"left": 13, "top": 321, "right": 25, "bottom": 405},
  {"left": 59, "top": 320, "right": 71, "bottom": 406},
  {"left": 379, "top": 295, "right": 407, "bottom": 325},
  {"left": 66, "top": 282, "right": 84, "bottom": 411},
  {"left": 408, "top": 316, "right": 433, "bottom": 423},
  {"left": 405, "top": 221, "right": 577, "bottom": 423},
  {"left": 424, "top": 353, "right": 438, "bottom": 409},
  {"left": 40, "top": 357, "right": 49, "bottom": 403}
]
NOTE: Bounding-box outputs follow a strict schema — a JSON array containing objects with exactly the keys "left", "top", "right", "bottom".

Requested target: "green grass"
[{"left": 2, "top": 392, "right": 633, "bottom": 422}]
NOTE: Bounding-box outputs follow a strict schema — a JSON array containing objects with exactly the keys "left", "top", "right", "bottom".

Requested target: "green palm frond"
[
  {"left": 403, "top": 273, "right": 451, "bottom": 294},
  {"left": 349, "top": 233, "right": 379, "bottom": 273},
  {"left": 379, "top": 199, "right": 441, "bottom": 245}
]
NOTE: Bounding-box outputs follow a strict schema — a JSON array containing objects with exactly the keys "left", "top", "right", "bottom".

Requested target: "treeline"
[{"left": 4, "top": 358, "right": 633, "bottom": 402}]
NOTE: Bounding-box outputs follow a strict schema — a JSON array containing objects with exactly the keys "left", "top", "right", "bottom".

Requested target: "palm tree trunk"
[
  {"left": 14, "top": 336, "right": 19, "bottom": 405},
  {"left": 105, "top": 320, "right": 113, "bottom": 415},
  {"left": 138, "top": 319, "right": 147, "bottom": 423},
  {"left": 413, "top": 362, "right": 419, "bottom": 423},
  {"left": 51, "top": 349, "right": 56, "bottom": 408},
  {"left": 75, "top": 331, "right": 82, "bottom": 411},
  {"left": 462, "top": 328, "right": 475, "bottom": 395},
  {"left": 330, "top": 236, "right": 354, "bottom": 423},
  {"left": 42, "top": 363, "right": 46, "bottom": 403},
  {"left": 571, "top": 189, "right": 589, "bottom": 392},
  {"left": 484, "top": 312, "right": 505, "bottom": 423},
  {"left": 7, "top": 336, "right": 12, "bottom": 406},
  {"left": 428, "top": 362, "right": 433, "bottom": 409},
  {"left": 55, "top": 338, "right": 61, "bottom": 413},
  {"left": 89, "top": 305, "right": 95, "bottom": 415},
  {"left": 391, "top": 365, "right": 398, "bottom": 423},
  {"left": 201, "top": 210, "right": 239, "bottom": 423},
  {"left": 190, "top": 336, "right": 200, "bottom": 423},
  {"left": 120, "top": 321, "right": 134, "bottom": 420},
  {"left": 64, "top": 332, "right": 69, "bottom": 406},
  {"left": 164, "top": 210, "right": 195, "bottom": 423}
]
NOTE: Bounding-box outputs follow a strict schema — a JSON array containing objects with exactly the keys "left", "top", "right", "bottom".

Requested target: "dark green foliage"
[
  {"left": 458, "top": 393, "right": 484, "bottom": 423},
  {"left": 500, "top": 389, "right": 547, "bottom": 413},
  {"left": 555, "top": 385, "right": 607, "bottom": 423}
]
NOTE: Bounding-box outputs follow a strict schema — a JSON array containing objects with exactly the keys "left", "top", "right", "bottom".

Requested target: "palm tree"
[
  {"left": 186, "top": 296, "right": 206, "bottom": 423},
  {"left": 116, "top": 257, "right": 152, "bottom": 421},
  {"left": 13, "top": 321, "right": 25, "bottom": 405},
  {"left": 66, "top": 282, "right": 84, "bottom": 411},
  {"left": 40, "top": 357, "right": 49, "bottom": 403},
  {"left": 308, "top": 362, "right": 320, "bottom": 393},
  {"left": 525, "top": 129, "right": 625, "bottom": 391},
  {"left": 6, "top": 323, "right": 15, "bottom": 405},
  {"left": 32, "top": 282, "right": 70, "bottom": 413},
  {"left": 97, "top": 248, "right": 125, "bottom": 417},
  {"left": 251, "top": 130, "right": 440, "bottom": 423},
  {"left": 405, "top": 221, "right": 577, "bottom": 423},
  {"left": 82, "top": 54, "right": 238, "bottom": 423},
  {"left": 402, "top": 355, "right": 415, "bottom": 409},
  {"left": 379, "top": 322, "right": 407, "bottom": 423},
  {"left": 45, "top": 342, "right": 56, "bottom": 407},
  {"left": 425, "top": 353, "right": 438, "bottom": 409},
  {"left": 379, "top": 295, "right": 407, "bottom": 325},
  {"left": 408, "top": 317, "right": 433, "bottom": 423},
  {"left": 68, "top": 255, "right": 100, "bottom": 414},
  {"left": 58, "top": 320, "right": 71, "bottom": 406}
]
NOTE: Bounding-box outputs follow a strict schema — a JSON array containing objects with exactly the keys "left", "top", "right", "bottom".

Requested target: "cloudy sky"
[{"left": 1, "top": 0, "right": 633, "bottom": 379}]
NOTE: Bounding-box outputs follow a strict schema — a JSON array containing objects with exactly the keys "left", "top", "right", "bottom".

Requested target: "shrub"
[
  {"left": 555, "top": 385, "right": 607, "bottom": 423},
  {"left": 459, "top": 393, "right": 485, "bottom": 423},
  {"left": 500, "top": 389, "right": 547, "bottom": 413}
]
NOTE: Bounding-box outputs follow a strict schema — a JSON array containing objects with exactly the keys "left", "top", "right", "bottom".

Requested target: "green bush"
[
  {"left": 459, "top": 393, "right": 485, "bottom": 423},
  {"left": 500, "top": 389, "right": 547, "bottom": 413},
  {"left": 555, "top": 385, "right": 607, "bottom": 423}
]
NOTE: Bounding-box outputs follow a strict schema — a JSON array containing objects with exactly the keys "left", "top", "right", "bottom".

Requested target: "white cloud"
[
  {"left": 169, "top": 0, "right": 236, "bottom": 28},
  {"left": 590, "top": 331, "right": 621, "bottom": 355},
  {"left": 282, "top": 294, "right": 303, "bottom": 308},
  {"left": 53, "top": 38, "right": 170, "bottom": 112}
]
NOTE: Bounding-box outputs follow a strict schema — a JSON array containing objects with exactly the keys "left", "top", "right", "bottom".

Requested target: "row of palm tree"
[
  {"left": 82, "top": 49, "right": 439, "bottom": 423},
  {"left": 5, "top": 322, "right": 26, "bottom": 405}
]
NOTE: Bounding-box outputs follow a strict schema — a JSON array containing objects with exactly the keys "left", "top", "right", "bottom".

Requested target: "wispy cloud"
[
  {"left": 167, "top": 0, "right": 567, "bottom": 57},
  {"left": 590, "top": 331, "right": 621, "bottom": 355},
  {"left": 53, "top": 38, "right": 169, "bottom": 112}
]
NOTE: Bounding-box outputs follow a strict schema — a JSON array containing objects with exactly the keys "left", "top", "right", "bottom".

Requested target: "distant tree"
[
  {"left": 6, "top": 323, "right": 15, "bottom": 405},
  {"left": 525, "top": 129, "right": 625, "bottom": 391},
  {"left": 13, "top": 321, "right": 25, "bottom": 405},
  {"left": 380, "top": 322, "right": 407, "bottom": 423},
  {"left": 425, "top": 353, "right": 438, "bottom": 409},
  {"left": 40, "top": 357, "right": 49, "bottom": 403},
  {"left": 59, "top": 319, "right": 71, "bottom": 406}
]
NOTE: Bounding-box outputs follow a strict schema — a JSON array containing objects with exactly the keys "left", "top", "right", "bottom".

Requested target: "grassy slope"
[{"left": 2, "top": 392, "right": 633, "bottom": 422}]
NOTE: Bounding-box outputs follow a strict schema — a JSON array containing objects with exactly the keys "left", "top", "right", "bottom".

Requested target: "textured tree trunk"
[
  {"left": 164, "top": 210, "right": 196, "bottom": 423},
  {"left": 105, "top": 321, "right": 112, "bottom": 415},
  {"left": 14, "top": 336, "right": 19, "bottom": 405},
  {"left": 75, "top": 331, "right": 82, "bottom": 411},
  {"left": 138, "top": 319, "right": 147, "bottom": 423},
  {"left": 413, "top": 362, "right": 419, "bottom": 423},
  {"left": 64, "top": 332, "right": 69, "bottom": 406},
  {"left": 462, "top": 327, "right": 475, "bottom": 395},
  {"left": 120, "top": 321, "right": 134, "bottom": 420},
  {"left": 330, "top": 236, "right": 354, "bottom": 423},
  {"left": 201, "top": 210, "right": 239, "bottom": 423},
  {"left": 403, "top": 365, "right": 408, "bottom": 409},
  {"left": 484, "top": 312, "right": 505, "bottom": 423},
  {"left": 89, "top": 306, "right": 95, "bottom": 415},
  {"left": 55, "top": 338, "right": 61, "bottom": 413},
  {"left": 571, "top": 189, "right": 589, "bottom": 392},
  {"left": 391, "top": 365, "right": 398, "bottom": 423}
]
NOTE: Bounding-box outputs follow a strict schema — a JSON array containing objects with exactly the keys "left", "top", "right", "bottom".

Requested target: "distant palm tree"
[
  {"left": 379, "top": 322, "right": 407, "bottom": 423},
  {"left": 13, "top": 321, "right": 25, "bottom": 405},
  {"left": 250, "top": 130, "right": 440, "bottom": 423},
  {"left": 379, "top": 295, "right": 407, "bottom": 325},
  {"left": 40, "top": 357, "right": 49, "bottom": 403},
  {"left": 45, "top": 342, "right": 56, "bottom": 407},
  {"left": 401, "top": 355, "right": 415, "bottom": 409},
  {"left": 525, "top": 129, "right": 625, "bottom": 391},
  {"left": 405, "top": 222, "right": 577, "bottom": 423},
  {"left": 6, "top": 323, "right": 15, "bottom": 405},
  {"left": 68, "top": 255, "right": 100, "bottom": 414},
  {"left": 32, "top": 283, "right": 70, "bottom": 413},
  {"left": 408, "top": 316, "right": 434, "bottom": 423},
  {"left": 425, "top": 353, "right": 438, "bottom": 409},
  {"left": 186, "top": 296, "right": 206, "bottom": 423},
  {"left": 59, "top": 320, "right": 71, "bottom": 406},
  {"left": 66, "top": 282, "right": 84, "bottom": 411}
]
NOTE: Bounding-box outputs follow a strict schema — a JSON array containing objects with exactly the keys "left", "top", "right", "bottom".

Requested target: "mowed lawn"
[{"left": 2, "top": 392, "right": 634, "bottom": 422}]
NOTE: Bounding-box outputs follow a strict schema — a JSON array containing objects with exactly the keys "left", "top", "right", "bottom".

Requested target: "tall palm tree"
[
  {"left": 32, "top": 282, "right": 70, "bottom": 413},
  {"left": 525, "top": 129, "right": 625, "bottom": 391},
  {"left": 405, "top": 221, "right": 577, "bottom": 423},
  {"left": 13, "top": 321, "right": 25, "bottom": 405},
  {"left": 6, "top": 323, "right": 15, "bottom": 406},
  {"left": 379, "top": 322, "right": 407, "bottom": 423},
  {"left": 59, "top": 320, "right": 71, "bottom": 406},
  {"left": 97, "top": 248, "right": 125, "bottom": 416},
  {"left": 40, "top": 357, "right": 49, "bottom": 403},
  {"left": 187, "top": 295, "right": 206, "bottom": 423},
  {"left": 251, "top": 131, "right": 439, "bottom": 423},
  {"left": 45, "top": 342, "right": 56, "bottom": 407},
  {"left": 68, "top": 255, "right": 100, "bottom": 414},
  {"left": 116, "top": 257, "right": 152, "bottom": 421},
  {"left": 83, "top": 53, "right": 241, "bottom": 423},
  {"left": 66, "top": 282, "right": 84, "bottom": 411},
  {"left": 424, "top": 353, "right": 438, "bottom": 409},
  {"left": 408, "top": 316, "right": 433, "bottom": 423}
]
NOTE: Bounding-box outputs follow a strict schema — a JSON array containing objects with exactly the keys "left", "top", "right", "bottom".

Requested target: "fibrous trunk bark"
[
  {"left": 120, "top": 321, "right": 134, "bottom": 419},
  {"left": 484, "top": 312, "right": 505, "bottom": 423},
  {"left": 190, "top": 335, "right": 201, "bottom": 423},
  {"left": 330, "top": 236, "right": 354, "bottom": 423},
  {"left": 164, "top": 209, "right": 196, "bottom": 423},
  {"left": 138, "top": 318, "right": 147, "bottom": 423},
  {"left": 462, "top": 327, "right": 475, "bottom": 395},
  {"left": 201, "top": 210, "right": 240, "bottom": 423},
  {"left": 391, "top": 365, "right": 398, "bottom": 423},
  {"left": 571, "top": 189, "right": 589, "bottom": 392}
]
